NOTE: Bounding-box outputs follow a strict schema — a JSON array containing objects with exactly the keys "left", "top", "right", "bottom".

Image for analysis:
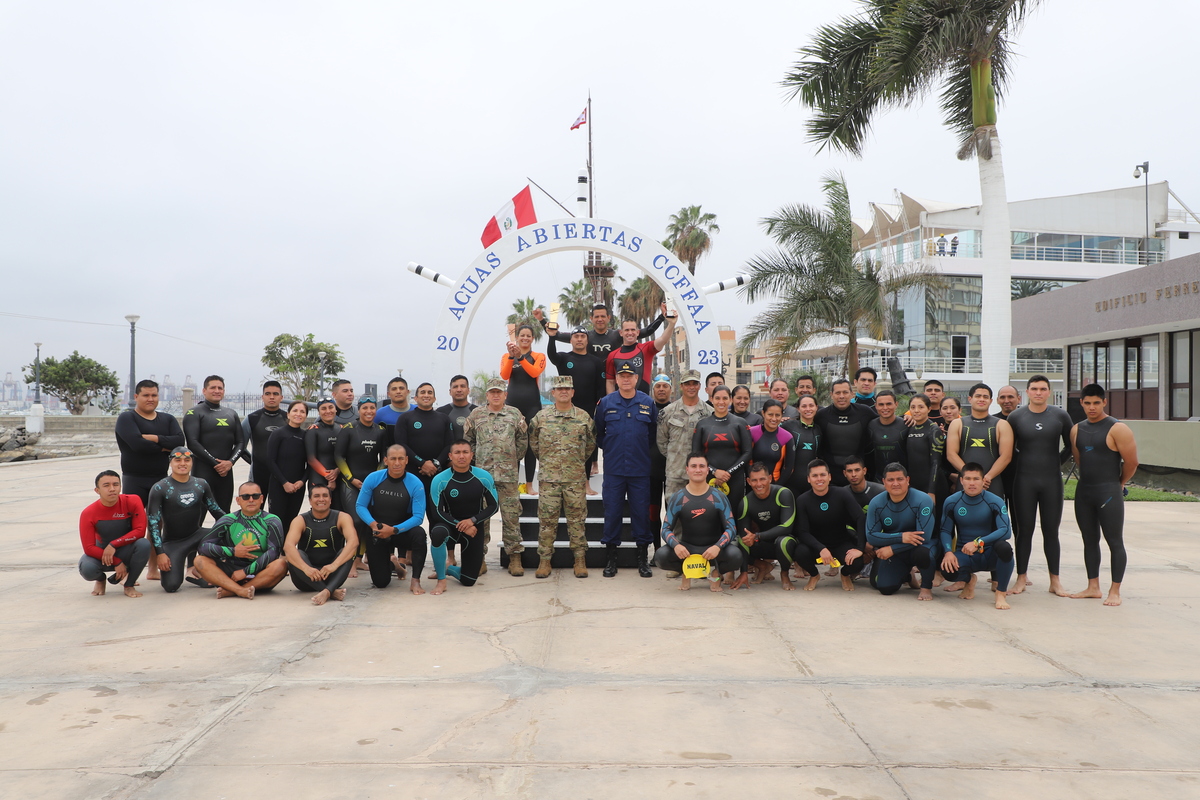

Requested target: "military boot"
[
  {"left": 602, "top": 544, "right": 618, "bottom": 577},
  {"left": 536, "top": 557, "right": 553, "bottom": 579},
  {"left": 508, "top": 555, "right": 524, "bottom": 577},
  {"left": 637, "top": 544, "right": 653, "bottom": 578},
  {"left": 573, "top": 553, "right": 588, "bottom": 578}
]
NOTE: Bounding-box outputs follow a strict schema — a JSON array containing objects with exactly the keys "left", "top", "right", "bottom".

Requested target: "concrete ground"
[{"left": 2, "top": 456, "right": 1199, "bottom": 800}]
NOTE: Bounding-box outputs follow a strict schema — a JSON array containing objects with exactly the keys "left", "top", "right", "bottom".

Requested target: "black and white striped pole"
[
  {"left": 701, "top": 275, "right": 749, "bottom": 295},
  {"left": 406, "top": 262, "right": 456, "bottom": 289}
]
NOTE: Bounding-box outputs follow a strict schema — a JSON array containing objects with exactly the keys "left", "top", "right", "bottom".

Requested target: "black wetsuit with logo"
[
  {"left": 264, "top": 423, "right": 308, "bottom": 529},
  {"left": 783, "top": 419, "right": 821, "bottom": 497},
  {"left": 542, "top": 316, "right": 665, "bottom": 360},
  {"left": 1008, "top": 405, "right": 1073, "bottom": 576},
  {"left": 814, "top": 403, "right": 874, "bottom": 486},
  {"left": 546, "top": 338, "right": 605, "bottom": 413},
  {"left": 791, "top": 486, "right": 866, "bottom": 577},
  {"left": 305, "top": 420, "right": 343, "bottom": 509},
  {"left": 738, "top": 484, "right": 796, "bottom": 573},
  {"left": 902, "top": 420, "right": 945, "bottom": 497},
  {"left": 436, "top": 402, "right": 478, "bottom": 439},
  {"left": 335, "top": 420, "right": 388, "bottom": 540},
  {"left": 288, "top": 510, "right": 352, "bottom": 594},
  {"left": 866, "top": 417, "right": 908, "bottom": 481},
  {"left": 115, "top": 409, "right": 186, "bottom": 503},
  {"left": 182, "top": 401, "right": 244, "bottom": 520},
  {"left": 692, "top": 413, "right": 753, "bottom": 516},
  {"left": 243, "top": 407, "right": 291, "bottom": 498},
  {"left": 146, "top": 475, "right": 225, "bottom": 593},
  {"left": 958, "top": 414, "right": 1004, "bottom": 498},
  {"left": 1074, "top": 416, "right": 1127, "bottom": 584}
]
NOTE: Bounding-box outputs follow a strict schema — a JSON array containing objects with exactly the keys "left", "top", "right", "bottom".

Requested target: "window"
[
  {"left": 1142, "top": 338, "right": 1159, "bottom": 389},
  {"left": 1181, "top": 231, "right": 1191, "bottom": 240},
  {"left": 1126, "top": 341, "right": 1140, "bottom": 390},
  {"left": 1171, "top": 331, "right": 1191, "bottom": 419},
  {"left": 1068, "top": 345, "right": 1082, "bottom": 391},
  {"left": 1107, "top": 343, "right": 1124, "bottom": 390},
  {"left": 1081, "top": 344, "right": 1095, "bottom": 386}
]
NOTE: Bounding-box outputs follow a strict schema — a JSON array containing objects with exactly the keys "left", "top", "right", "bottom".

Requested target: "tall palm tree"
[
  {"left": 618, "top": 276, "right": 664, "bottom": 328},
  {"left": 557, "top": 279, "right": 594, "bottom": 327},
  {"left": 506, "top": 297, "right": 546, "bottom": 341},
  {"left": 782, "top": 0, "right": 1039, "bottom": 392},
  {"left": 663, "top": 206, "right": 720, "bottom": 275},
  {"left": 738, "top": 173, "right": 944, "bottom": 375}
]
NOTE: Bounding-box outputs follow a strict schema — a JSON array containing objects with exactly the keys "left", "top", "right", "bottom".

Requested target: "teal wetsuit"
[
  {"left": 939, "top": 489, "right": 1013, "bottom": 591},
  {"left": 865, "top": 488, "right": 936, "bottom": 594}
]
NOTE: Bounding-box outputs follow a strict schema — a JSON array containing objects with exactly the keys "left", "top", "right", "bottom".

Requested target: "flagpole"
[{"left": 587, "top": 92, "right": 593, "bottom": 217}]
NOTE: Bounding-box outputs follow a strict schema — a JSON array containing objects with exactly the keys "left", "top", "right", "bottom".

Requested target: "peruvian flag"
[
  {"left": 570, "top": 107, "right": 587, "bottom": 130},
  {"left": 481, "top": 186, "right": 538, "bottom": 248}
]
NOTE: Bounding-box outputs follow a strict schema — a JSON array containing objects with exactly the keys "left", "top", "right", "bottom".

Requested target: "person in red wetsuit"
[
  {"left": 79, "top": 470, "right": 151, "bottom": 598},
  {"left": 604, "top": 303, "right": 678, "bottom": 395}
]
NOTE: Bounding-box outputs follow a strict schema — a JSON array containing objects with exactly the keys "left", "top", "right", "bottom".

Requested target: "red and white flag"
[
  {"left": 570, "top": 107, "right": 587, "bottom": 130},
  {"left": 481, "top": 186, "right": 538, "bottom": 248}
]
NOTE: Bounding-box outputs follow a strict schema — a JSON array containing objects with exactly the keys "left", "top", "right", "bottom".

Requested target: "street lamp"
[
  {"left": 125, "top": 315, "right": 140, "bottom": 406},
  {"left": 34, "top": 342, "right": 43, "bottom": 402},
  {"left": 1133, "top": 161, "right": 1150, "bottom": 261},
  {"left": 317, "top": 351, "right": 327, "bottom": 397}
]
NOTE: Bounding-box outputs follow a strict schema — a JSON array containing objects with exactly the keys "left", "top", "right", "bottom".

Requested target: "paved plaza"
[{"left": 2, "top": 455, "right": 1198, "bottom": 799}]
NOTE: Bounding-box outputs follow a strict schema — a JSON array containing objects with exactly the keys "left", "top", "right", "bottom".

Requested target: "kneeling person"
[
  {"left": 790, "top": 459, "right": 866, "bottom": 592},
  {"left": 866, "top": 463, "right": 937, "bottom": 599},
  {"left": 195, "top": 482, "right": 287, "bottom": 599},
  {"left": 428, "top": 440, "right": 499, "bottom": 593},
  {"left": 654, "top": 453, "right": 742, "bottom": 591},
  {"left": 356, "top": 445, "right": 429, "bottom": 594},
  {"left": 738, "top": 463, "right": 798, "bottom": 590},
  {"left": 79, "top": 470, "right": 151, "bottom": 598},
  {"left": 283, "top": 484, "right": 358, "bottom": 605},
  {"left": 148, "top": 447, "right": 226, "bottom": 592},
  {"left": 939, "top": 463, "right": 1014, "bottom": 609}
]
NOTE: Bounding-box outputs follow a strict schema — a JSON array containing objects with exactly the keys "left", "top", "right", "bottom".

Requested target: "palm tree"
[
  {"left": 1011, "top": 279, "right": 1060, "bottom": 300},
  {"left": 557, "top": 279, "right": 594, "bottom": 327},
  {"left": 663, "top": 206, "right": 720, "bottom": 275},
  {"left": 618, "top": 276, "right": 664, "bottom": 328},
  {"left": 782, "top": 0, "right": 1039, "bottom": 392},
  {"left": 506, "top": 297, "right": 546, "bottom": 341},
  {"left": 470, "top": 370, "right": 500, "bottom": 406},
  {"left": 738, "top": 173, "right": 944, "bottom": 375}
]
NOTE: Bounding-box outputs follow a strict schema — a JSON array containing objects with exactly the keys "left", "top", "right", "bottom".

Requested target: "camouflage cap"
[
  {"left": 550, "top": 376, "right": 574, "bottom": 389},
  {"left": 486, "top": 378, "right": 508, "bottom": 392},
  {"left": 680, "top": 369, "right": 702, "bottom": 383}
]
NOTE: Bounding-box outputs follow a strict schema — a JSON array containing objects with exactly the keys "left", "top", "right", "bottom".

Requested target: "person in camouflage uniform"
[
  {"left": 656, "top": 370, "right": 713, "bottom": 500},
  {"left": 462, "top": 379, "right": 528, "bottom": 575},
  {"left": 529, "top": 376, "right": 595, "bottom": 579}
]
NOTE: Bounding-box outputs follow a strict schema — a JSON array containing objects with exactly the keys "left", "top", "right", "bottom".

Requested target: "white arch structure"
[{"left": 413, "top": 217, "right": 725, "bottom": 389}]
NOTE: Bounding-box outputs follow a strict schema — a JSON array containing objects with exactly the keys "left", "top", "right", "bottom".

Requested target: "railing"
[
  {"left": 1010, "top": 245, "right": 1164, "bottom": 265},
  {"left": 1010, "top": 358, "right": 1064, "bottom": 374},
  {"left": 807, "top": 352, "right": 1063, "bottom": 379},
  {"left": 866, "top": 240, "right": 982, "bottom": 267}
]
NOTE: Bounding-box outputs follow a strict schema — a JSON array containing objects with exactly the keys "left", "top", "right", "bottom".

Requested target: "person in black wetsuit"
[
  {"left": 436, "top": 375, "right": 478, "bottom": 438},
  {"left": 305, "top": 399, "right": 343, "bottom": 509},
  {"left": 691, "top": 385, "right": 752, "bottom": 518},
  {"left": 945, "top": 383, "right": 1013, "bottom": 499},
  {"left": 182, "top": 375, "right": 244, "bottom": 521},
  {"left": 767, "top": 379, "right": 801, "bottom": 422},
  {"left": 330, "top": 379, "right": 359, "bottom": 426},
  {"left": 901, "top": 395, "right": 944, "bottom": 501},
  {"left": 789, "top": 459, "right": 866, "bottom": 591},
  {"left": 283, "top": 484, "right": 358, "bottom": 605},
  {"left": 536, "top": 303, "right": 664, "bottom": 362},
  {"left": 785, "top": 395, "right": 821, "bottom": 499},
  {"left": 427, "top": 440, "right": 500, "bottom": 593},
  {"left": 241, "top": 381, "right": 288, "bottom": 501},
  {"left": 147, "top": 447, "right": 226, "bottom": 593},
  {"left": 394, "top": 383, "right": 454, "bottom": 517},
  {"left": 501, "top": 324, "right": 548, "bottom": 492},
  {"left": 1006, "top": 375, "right": 1074, "bottom": 596},
  {"left": 335, "top": 396, "right": 388, "bottom": 568},
  {"left": 264, "top": 400, "right": 311, "bottom": 530},
  {"left": 654, "top": 453, "right": 742, "bottom": 591},
  {"left": 1069, "top": 384, "right": 1138, "bottom": 607},
  {"left": 815, "top": 378, "right": 875, "bottom": 486},
  {"left": 749, "top": 400, "right": 795, "bottom": 487},
  {"left": 115, "top": 379, "right": 186, "bottom": 504},
  {"left": 731, "top": 385, "right": 762, "bottom": 427},
  {"left": 356, "top": 445, "right": 430, "bottom": 594},
  {"left": 739, "top": 463, "right": 797, "bottom": 589},
  {"left": 866, "top": 391, "right": 908, "bottom": 481}
]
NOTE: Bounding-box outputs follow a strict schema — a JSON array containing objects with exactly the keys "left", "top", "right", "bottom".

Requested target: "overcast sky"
[{"left": 2, "top": 0, "right": 1196, "bottom": 402}]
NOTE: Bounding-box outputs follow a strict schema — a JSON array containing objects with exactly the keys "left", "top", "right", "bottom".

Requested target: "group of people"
[{"left": 87, "top": 302, "right": 1137, "bottom": 609}]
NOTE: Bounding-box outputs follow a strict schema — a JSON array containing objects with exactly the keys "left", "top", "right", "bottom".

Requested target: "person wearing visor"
[{"left": 147, "top": 446, "right": 226, "bottom": 593}]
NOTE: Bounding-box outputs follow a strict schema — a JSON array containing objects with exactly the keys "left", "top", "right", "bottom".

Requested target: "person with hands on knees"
[
  {"left": 78, "top": 470, "right": 151, "bottom": 598},
  {"left": 938, "top": 462, "right": 1014, "bottom": 610},
  {"left": 654, "top": 453, "right": 742, "bottom": 592}
]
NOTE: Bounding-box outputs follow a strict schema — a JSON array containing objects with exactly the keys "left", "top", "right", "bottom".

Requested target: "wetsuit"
[
  {"left": 749, "top": 425, "right": 795, "bottom": 487},
  {"left": 305, "top": 420, "right": 342, "bottom": 508},
  {"left": 436, "top": 401, "right": 478, "bottom": 439},
  {"left": 790, "top": 486, "right": 866, "bottom": 578},
  {"left": 605, "top": 341, "right": 659, "bottom": 394},
  {"left": 78, "top": 495, "right": 150, "bottom": 588},
  {"left": 288, "top": 510, "right": 353, "bottom": 594},
  {"left": 1074, "top": 416, "right": 1127, "bottom": 584},
  {"left": 541, "top": 316, "right": 665, "bottom": 360},
  {"left": 784, "top": 419, "right": 821, "bottom": 497},
  {"left": 654, "top": 485, "right": 741, "bottom": 575},
  {"left": 738, "top": 484, "right": 797, "bottom": 575},
  {"left": 691, "top": 413, "right": 752, "bottom": 516},
  {"left": 902, "top": 421, "right": 944, "bottom": 497},
  {"left": 501, "top": 349, "right": 547, "bottom": 484},
  {"left": 865, "top": 488, "right": 936, "bottom": 594},
  {"left": 146, "top": 475, "right": 224, "bottom": 592},
  {"left": 866, "top": 417, "right": 908, "bottom": 481},
  {"left": 374, "top": 403, "right": 410, "bottom": 438},
  {"left": 335, "top": 420, "right": 388, "bottom": 545},
  {"left": 114, "top": 409, "right": 185, "bottom": 503},
  {"left": 957, "top": 414, "right": 1005, "bottom": 498},
  {"left": 939, "top": 489, "right": 1013, "bottom": 591},
  {"left": 848, "top": 481, "right": 885, "bottom": 514},
  {"left": 357, "top": 469, "right": 427, "bottom": 589},
  {"left": 853, "top": 393, "right": 878, "bottom": 410},
  {"left": 1008, "top": 405, "right": 1073, "bottom": 577},
  {"left": 814, "top": 403, "right": 874, "bottom": 486},
  {"left": 394, "top": 407, "right": 454, "bottom": 518},
  {"left": 429, "top": 466, "right": 499, "bottom": 587},
  {"left": 198, "top": 510, "right": 284, "bottom": 579},
  {"left": 264, "top": 424, "right": 309, "bottom": 529},
  {"left": 738, "top": 409, "right": 764, "bottom": 428},
  {"left": 182, "top": 401, "right": 244, "bottom": 519},
  {"left": 242, "top": 407, "right": 291, "bottom": 498},
  {"left": 333, "top": 405, "right": 358, "bottom": 427}
]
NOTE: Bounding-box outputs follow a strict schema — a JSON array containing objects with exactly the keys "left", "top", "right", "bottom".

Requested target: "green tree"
[
  {"left": 1011, "top": 279, "right": 1060, "bottom": 300},
  {"left": 618, "top": 276, "right": 664, "bottom": 328},
  {"left": 261, "top": 334, "right": 346, "bottom": 401},
  {"left": 470, "top": 370, "right": 501, "bottom": 406},
  {"left": 557, "top": 279, "right": 594, "bottom": 328},
  {"left": 23, "top": 351, "right": 119, "bottom": 415},
  {"left": 783, "top": 0, "right": 1038, "bottom": 391},
  {"left": 738, "top": 173, "right": 944, "bottom": 375},
  {"left": 507, "top": 297, "right": 546, "bottom": 341},
  {"left": 663, "top": 205, "right": 720, "bottom": 275}
]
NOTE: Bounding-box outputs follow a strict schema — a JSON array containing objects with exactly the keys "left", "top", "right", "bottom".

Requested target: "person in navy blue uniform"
[{"left": 594, "top": 362, "right": 658, "bottom": 578}]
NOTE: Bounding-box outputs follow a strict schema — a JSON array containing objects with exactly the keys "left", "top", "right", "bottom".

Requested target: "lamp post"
[
  {"left": 1133, "top": 161, "right": 1150, "bottom": 262},
  {"left": 125, "top": 315, "right": 140, "bottom": 406},
  {"left": 34, "top": 342, "right": 42, "bottom": 402},
  {"left": 317, "top": 351, "right": 327, "bottom": 397}
]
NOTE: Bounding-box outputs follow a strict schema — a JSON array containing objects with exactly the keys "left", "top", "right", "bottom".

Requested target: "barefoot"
[
  {"left": 1104, "top": 587, "right": 1122, "bottom": 606},
  {"left": 242, "top": 585, "right": 255, "bottom": 600},
  {"left": 409, "top": 578, "right": 426, "bottom": 596},
  {"left": 312, "top": 589, "right": 331, "bottom": 606},
  {"left": 527, "top": 487, "right": 538, "bottom": 497},
  {"left": 804, "top": 575, "right": 820, "bottom": 591},
  {"left": 146, "top": 569, "right": 161, "bottom": 581},
  {"left": 679, "top": 578, "right": 691, "bottom": 591},
  {"left": 447, "top": 551, "right": 458, "bottom": 567},
  {"left": 92, "top": 580, "right": 106, "bottom": 596},
  {"left": 430, "top": 579, "right": 448, "bottom": 596},
  {"left": 780, "top": 573, "right": 795, "bottom": 591},
  {"left": 709, "top": 578, "right": 723, "bottom": 592},
  {"left": 917, "top": 588, "right": 933, "bottom": 601},
  {"left": 216, "top": 587, "right": 235, "bottom": 599},
  {"left": 988, "top": 580, "right": 998, "bottom": 592},
  {"left": 331, "top": 588, "right": 346, "bottom": 601},
  {"left": 586, "top": 486, "right": 599, "bottom": 496},
  {"left": 1069, "top": 587, "right": 1103, "bottom": 599},
  {"left": 994, "top": 591, "right": 1011, "bottom": 610},
  {"left": 349, "top": 564, "right": 359, "bottom": 578},
  {"left": 908, "top": 573, "right": 921, "bottom": 590},
  {"left": 1008, "top": 574, "right": 1029, "bottom": 595},
  {"left": 840, "top": 575, "right": 855, "bottom": 592},
  {"left": 391, "top": 556, "right": 407, "bottom": 580},
  {"left": 959, "top": 574, "right": 977, "bottom": 600},
  {"left": 933, "top": 573, "right": 945, "bottom": 588},
  {"left": 123, "top": 585, "right": 143, "bottom": 598},
  {"left": 824, "top": 567, "right": 839, "bottom": 577},
  {"left": 722, "top": 572, "right": 734, "bottom": 587},
  {"left": 943, "top": 581, "right": 965, "bottom": 592},
  {"left": 1048, "top": 576, "right": 1069, "bottom": 597}
]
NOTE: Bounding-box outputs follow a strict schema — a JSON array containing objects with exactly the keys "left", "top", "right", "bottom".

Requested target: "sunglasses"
[{"left": 238, "top": 492, "right": 263, "bottom": 501}]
